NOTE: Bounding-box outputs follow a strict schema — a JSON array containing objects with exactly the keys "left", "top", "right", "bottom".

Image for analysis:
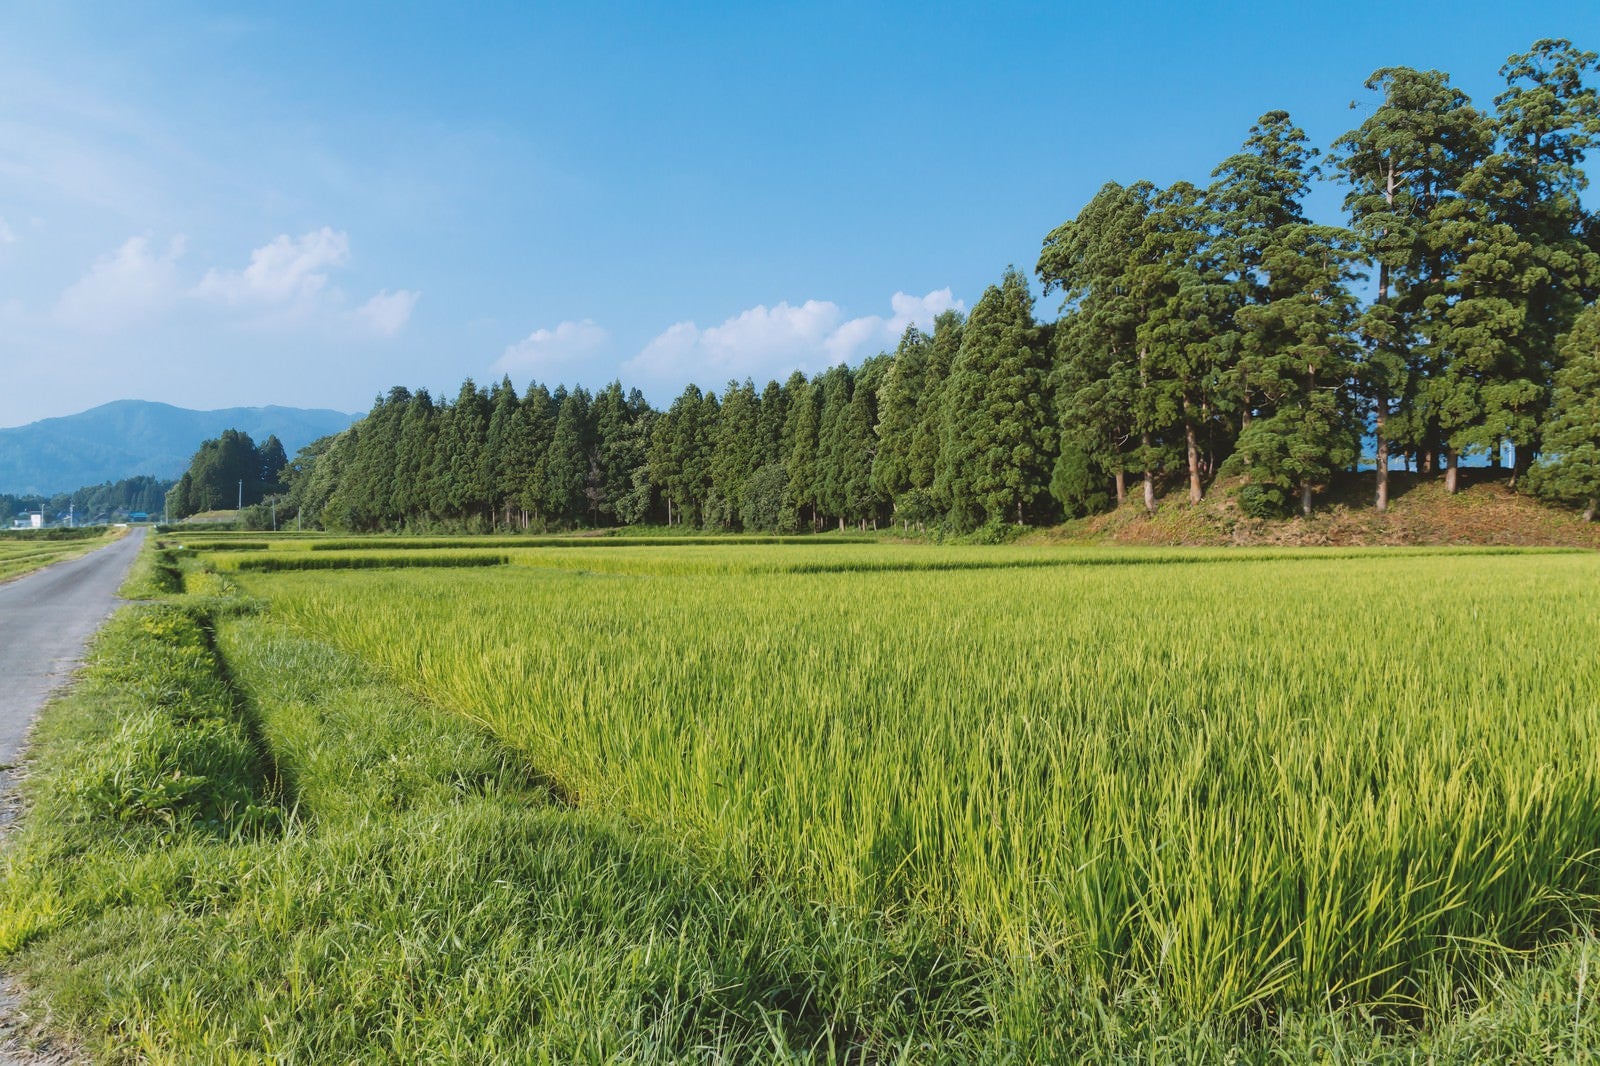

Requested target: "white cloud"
[
  {"left": 627, "top": 299, "right": 843, "bottom": 390},
  {"left": 493, "top": 318, "right": 609, "bottom": 378},
  {"left": 824, "top": 288, "right": 965, "bottom": 362},
  {"left": 193, "top": 227, "right": 350, "bottom": 306},
  {"left": 623, "top": 289, "right": 965, "bottom": 395},
  {"left": 54, "top": 234, "right": 186, "bottom": 330},
  {"left": 0, "top": 217, "right": 14, "bottom": 245},
  {"left": 353, "top": 289, "right": 419, "bottom": 338}
]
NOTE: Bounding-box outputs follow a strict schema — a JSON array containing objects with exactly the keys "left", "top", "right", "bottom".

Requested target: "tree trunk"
[
  {"left": 1445, "top": 449, "right": 1460, "bottom": 494},
  {"left": 1584, "top": 497, "right": 1597, "bottom": 523},
  {"left": 1184, "top": 418, "right": 1202, "bottom": 505},
  {"left": 1301, "top": 482, "right": 1313, "bottom": 518},
  {"left": 1510, "top": 443, "right": 1533, "bottom": 493},
  {"left": 1114, "top": 470, "right": 1126, "bottom": 506},
  {"left": 1375, "top": 402, "right": 1390, "bottom": 513}
]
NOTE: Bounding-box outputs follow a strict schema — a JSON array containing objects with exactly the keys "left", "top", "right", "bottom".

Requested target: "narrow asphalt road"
[
  {"left": 1, "top": 529, "right": 143, "bottom": 1065},
  {"left": 0, "top": 528, "right": 145, "bottom": 795}
]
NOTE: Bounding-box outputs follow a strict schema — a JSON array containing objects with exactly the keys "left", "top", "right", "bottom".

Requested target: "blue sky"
[{"left": 1, "top": 2, "right": 1596, "bottom": 428}]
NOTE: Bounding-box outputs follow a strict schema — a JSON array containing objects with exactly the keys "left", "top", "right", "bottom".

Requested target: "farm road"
[
  {"left": 0, "top": 528, "right": 141, "bottom": 1066},
  {"left": 0, "top": 528, "right": 144, "bottom": 800}
]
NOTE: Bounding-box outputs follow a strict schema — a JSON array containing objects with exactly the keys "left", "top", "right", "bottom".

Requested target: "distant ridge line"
[{"left": 0, "top": 400, "right": 359, "bottom": 496}]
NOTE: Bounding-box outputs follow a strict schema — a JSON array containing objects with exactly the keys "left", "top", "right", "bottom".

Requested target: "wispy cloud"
[
  {"left": 493, "top": 319, "right": 609, "bottom": 379},
  {"left": 50, "top": 227, "right": 418, "bottom": 342},
  {"left": 622, "top": 288, "right": 964, "bottom": 396},
  {"left": 193, "top": 227, "right": 350, "bottom": 306},
  {"left": 353, "top": 288, "right": 420, "bottom": 338},
  {"left": 53, "top": 234, "right": 186, "bottom": 330}
]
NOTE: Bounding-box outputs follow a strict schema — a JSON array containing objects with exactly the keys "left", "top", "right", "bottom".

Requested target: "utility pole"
[{"left": 238, "top": 480, "right": 243, "bottom": 510}]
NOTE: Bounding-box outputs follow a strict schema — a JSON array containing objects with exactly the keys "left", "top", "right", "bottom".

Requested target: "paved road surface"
[
  {"left": 0, "top": 529, "right": 142, "bottom": 1065},
  {"left": 0, "top": 528, "right": 145, "bottom": 794}
]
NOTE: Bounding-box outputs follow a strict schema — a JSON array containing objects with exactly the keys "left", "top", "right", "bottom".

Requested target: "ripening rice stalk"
[{"left": 245, "top": 547, "right": 1600, "bottom": 1017}]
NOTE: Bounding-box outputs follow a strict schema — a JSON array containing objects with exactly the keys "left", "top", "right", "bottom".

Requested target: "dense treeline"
[
  {"left": 284, "top": 41, "right": 1600, "bottom": 532},
  {"left": 165, "top": 430, "right": 288, "bottom": 520},
  {"left": 2, "top": 476, "right": 172, "bottom": 525}
]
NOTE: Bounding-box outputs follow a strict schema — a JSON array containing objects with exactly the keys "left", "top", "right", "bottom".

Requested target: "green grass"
[{"left": 4, "top": 541, "right": 1599, "bottom": 1061}]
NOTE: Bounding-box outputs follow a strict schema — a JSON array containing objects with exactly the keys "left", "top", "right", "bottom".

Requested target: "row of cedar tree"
[{"left": 282, "top": 41, "right": 1600, "bottom": 533}]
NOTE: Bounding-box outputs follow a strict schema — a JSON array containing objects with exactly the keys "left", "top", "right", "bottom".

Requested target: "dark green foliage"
[
  {"left": 165, "top": 429, "right": 283, "bottom": 520},
  {"left": 649, "top": 384, "right": 715, "bottom": 527},
  {"left": 1217, "top": 113, "right": 1364, "bottom": 515},
  {"left": 1333, "top": 66, "right": 1492, "bottom": 494},
  {"left": 709, "top": 379, "right": 762, "bottom": 529},
  {"left": 815, "top": 364, "right": 854, "bottom": 526},
  {"left": 938, "top": 268, "right": 1053, "bottom": 528},
  {"left": 1039, "top": 181, "right": 1151, "bottom": 512},
  {"left": 544, "top": 385, "right": 594, "bottom": 526},
  {"left": 783, "top": 372, "right": 821, "bottom": 529},
  {"left": 438, "top": 379, "right": 493, "bottom": 527},
  {"left": 871, "top": 326, "right": 929, "bottom": 509},
  {"left": 484, "top": 376, "right": 521, "bottom": 526},
  {"left": 1, "top": 476, "right": 172, "bottom": 526},
  {"left": 1135, "top": 182, "right": 1233, "bottom": 506},
  {"left": 1050, "top": 440, "right": 1112, "bottom": 518},
  {"left": 592, "top": 382, "right": 652, "bottom": 526},
  {"left": 738, "top": 461, "right": 791, "bottom": 532},
  {"left": 1448, "top": 40, "right": 1600, "bottom": 479},
  {"left": 1533, "top": 303, "right": 1600, "bottom": 518}
]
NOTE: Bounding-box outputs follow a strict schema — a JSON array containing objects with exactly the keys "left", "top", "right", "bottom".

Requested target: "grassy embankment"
[
  {"left": 1044, "top": 468, "right": 1600, "bottom": 548},
  {"left": 0, "top": 527, "right": 120, "bottom": 583},
  {"left": 1, "top": 537, "right": 1597, "bottom": 1061}
]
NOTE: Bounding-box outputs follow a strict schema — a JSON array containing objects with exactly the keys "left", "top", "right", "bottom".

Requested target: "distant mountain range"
[{"left": 0, "top": 401, "right": 359, "bottom": 496}]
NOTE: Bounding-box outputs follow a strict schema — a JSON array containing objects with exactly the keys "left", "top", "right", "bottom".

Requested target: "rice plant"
[{"left": 243, "top": 546, "right": 1600, "bottom": 1018}]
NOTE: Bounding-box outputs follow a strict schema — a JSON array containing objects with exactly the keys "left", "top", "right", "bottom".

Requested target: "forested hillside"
[
  {"left": 283, "top": 40, "right": 1600, "bottom": 534},
  {"left": 0, "top": 476, "right": 171, "bottom": 526}
]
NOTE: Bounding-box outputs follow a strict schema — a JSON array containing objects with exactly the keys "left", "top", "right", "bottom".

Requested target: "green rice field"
[
  {"left": 226, "top": 539, "right": 1600, "bottom": 1020},
  {"left": 0, "top": 527, "right": 117, "bottom": 581}
]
